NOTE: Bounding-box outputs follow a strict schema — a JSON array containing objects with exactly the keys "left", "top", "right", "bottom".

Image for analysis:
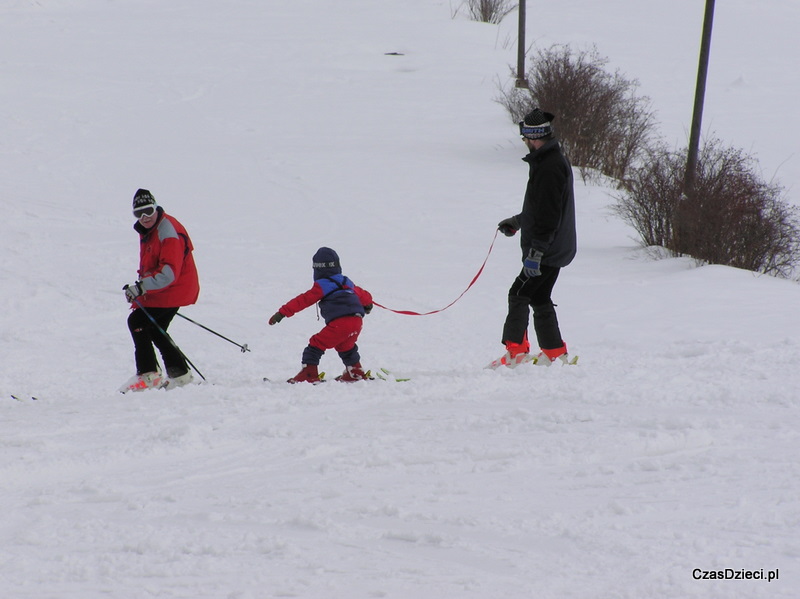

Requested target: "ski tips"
[{"left": 374, "top": 368, "right": 411, "bottom": 382}]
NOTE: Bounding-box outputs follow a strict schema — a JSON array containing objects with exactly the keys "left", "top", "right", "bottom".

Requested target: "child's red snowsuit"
[{"left": 277, "top": 274, "right": 373, "bottom": 365}]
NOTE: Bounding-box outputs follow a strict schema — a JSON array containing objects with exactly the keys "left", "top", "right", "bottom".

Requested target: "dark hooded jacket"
[{"left": 517, "top": 139, "right": 577, "bottom": 267}]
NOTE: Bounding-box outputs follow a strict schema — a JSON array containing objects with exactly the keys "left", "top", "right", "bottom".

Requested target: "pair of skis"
[
  {"left": 484, "top": 353, "right": 579, "bottom": 370},
  {"left": 334, "top": 367, "right": 410, "bottom": 382},
  {"left": 264, "top": 368, "right": 411, "bottom": 384},
  {"left": 316, "top": 367, "right": 411, "bottom": 383}
]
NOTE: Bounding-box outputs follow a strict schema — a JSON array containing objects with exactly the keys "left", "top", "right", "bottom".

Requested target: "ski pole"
[
  {"left": 176, "top": 312, "right": 250, "bottom": 353},
  {"left": 133, "top": 299, "right": 206, "bottom": 381}
]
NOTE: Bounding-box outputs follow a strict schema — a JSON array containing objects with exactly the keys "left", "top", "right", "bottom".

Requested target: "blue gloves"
[{"left": 523, "top": 250, "right": 543, "bottom": 278}]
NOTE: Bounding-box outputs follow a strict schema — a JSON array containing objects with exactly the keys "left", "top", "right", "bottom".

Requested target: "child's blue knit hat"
[{"left": 313, "top": 247, "right": 342, "bottom": 279}]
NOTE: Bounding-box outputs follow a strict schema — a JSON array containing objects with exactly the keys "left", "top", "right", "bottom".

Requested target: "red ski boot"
[
  {"left": 485, "top": 334, "right": 532, "bottom": 369},
  {"left": 534, "top": 342, "right": 575, "bottom": 366},
  {"left": 335, "top": 363, "right": 369, "bottom": 382},
  {"left": 287, "top": 364, "right": 322, "bottom": 384}
]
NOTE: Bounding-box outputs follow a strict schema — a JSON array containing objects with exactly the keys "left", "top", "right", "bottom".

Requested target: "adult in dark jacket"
[
  {"left": 491, "top": 108, "right": 577, "bottom": 368},
  {"left": 119, "top": 189, "right": 200, "bottom": 393},
  {"left": 269, "top": 247, "right": 374, "bottom": 383}
]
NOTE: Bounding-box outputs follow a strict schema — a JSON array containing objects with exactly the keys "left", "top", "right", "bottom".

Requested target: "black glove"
[
  {"left": 269, "top": 312, "right": 285, "bottom": 325},
  {"left": 523, "top": 249, "right": 544, "bottom": 278},
  {"left": 123, "top": 281, "right": 145, "bottom": 303},
  {"left": 498, "top": 215, "right": 520, "bottom": 237},
  {"left": 364, "top": 304, "right": 373, "bottom": 315}
]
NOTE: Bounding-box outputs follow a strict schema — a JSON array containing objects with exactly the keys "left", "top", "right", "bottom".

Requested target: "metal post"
[
  {"left": 515, "top": 0, "right": 529, "bottom": 88},
  {"left": 684, "top": 0, "right": 716, "bottom": 198}
]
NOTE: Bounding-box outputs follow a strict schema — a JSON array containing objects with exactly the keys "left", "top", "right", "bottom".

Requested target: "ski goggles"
[{"left": 133, "top": 204, "right": 157, "bottom": 219}]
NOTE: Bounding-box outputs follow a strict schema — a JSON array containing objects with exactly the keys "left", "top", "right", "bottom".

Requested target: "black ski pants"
[
  {"left": 502, "top": 265, "right": 564, "bottom": 351},
  {"left": 127, "top": 307, "right": 188, "bottom": 377}
]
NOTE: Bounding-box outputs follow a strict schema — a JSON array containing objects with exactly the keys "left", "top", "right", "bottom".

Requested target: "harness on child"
[
  {"left": 319, "top": 276, "right": 353, "bottom": 300},
  {"left": 315, "top": 276, "right": 358, "bottom": 321}
]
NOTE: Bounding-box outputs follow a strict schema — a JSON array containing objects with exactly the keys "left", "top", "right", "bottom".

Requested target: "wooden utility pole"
[
  {"left": 684, "top": 0, "right": 716, "bottom": 198},
  {"left": 515, "top": 0, "right": 529, "bottom": 88}
]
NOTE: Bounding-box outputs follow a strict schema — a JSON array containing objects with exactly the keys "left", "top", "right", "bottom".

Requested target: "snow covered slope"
[{"left": 1, "top": 1, "right": 798, "bottom": 597}]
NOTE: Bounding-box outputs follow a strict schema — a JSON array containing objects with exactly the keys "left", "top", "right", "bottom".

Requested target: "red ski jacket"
[
  {"left": 134, "top": 209, "right": 200, "bottom": 308},
  {"left": 279, "top": 276, "right": 372, "bottom": 324}
]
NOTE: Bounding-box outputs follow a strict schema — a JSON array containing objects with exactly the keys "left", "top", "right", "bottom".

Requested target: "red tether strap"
[{"left": 374, "top": 229, "right": 499, "bottom": 316}]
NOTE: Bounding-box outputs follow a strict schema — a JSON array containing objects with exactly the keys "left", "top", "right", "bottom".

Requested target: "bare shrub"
[
  {"left": 612, "top": 144, "right": 682, "bottom": 248},
  {"left": 614, "top": 139, "right": 800, "bottom": 277},
  {"left": 463, "top": 0, "right": 516, "bottom": 24},
  {"left": 497, "top": 44, "right": 657, "bottom": 183}
]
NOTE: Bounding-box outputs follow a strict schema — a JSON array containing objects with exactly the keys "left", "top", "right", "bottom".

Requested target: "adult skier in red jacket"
[
  {"left": 269, "top": 247, "right": 373, "bottom": 384},
  {"left": 119, "top": 189, "right": 200, "bottom": 393}
]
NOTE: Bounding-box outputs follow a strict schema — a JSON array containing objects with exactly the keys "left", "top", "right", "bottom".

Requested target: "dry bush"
[
  {"left": 612, "top": 144, "right": 682, "bottom": 248},
  {"left": 497, "top": 44, "right": 657, "bottom": 183},
  {"left": 463, "top": 0, "right": 516, "bottom": 24},
  {"left": 614, "top": 139, "right": 800, "bottom": 277}
]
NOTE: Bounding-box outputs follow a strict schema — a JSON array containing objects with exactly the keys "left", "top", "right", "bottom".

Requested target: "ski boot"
[
  {"left": 288, "top": 364, "right": 323, "bottom": 384},
  {"left": 534, "top": 342, "right": 577, "bottom": 366},
  {"left": 162, "top": 369, "right": 194, "bottom": 390},
  {"left": 335, "top": 363, "right": 370, "bottom": 382},
  {"left": 119, "top": 371, "right": 164, "bottom": 393},
  {"left": 485, "top": 338, "right": 533, "bottom": 369}
]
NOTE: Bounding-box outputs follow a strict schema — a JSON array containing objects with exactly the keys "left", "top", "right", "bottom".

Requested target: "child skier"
[{"left": 269, "top": 247, "right": 373, "bottom": 383}]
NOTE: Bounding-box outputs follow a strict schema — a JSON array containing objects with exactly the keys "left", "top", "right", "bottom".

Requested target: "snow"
[{"left": 1, "top": 0, "right": 799, "bottom": 597}]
